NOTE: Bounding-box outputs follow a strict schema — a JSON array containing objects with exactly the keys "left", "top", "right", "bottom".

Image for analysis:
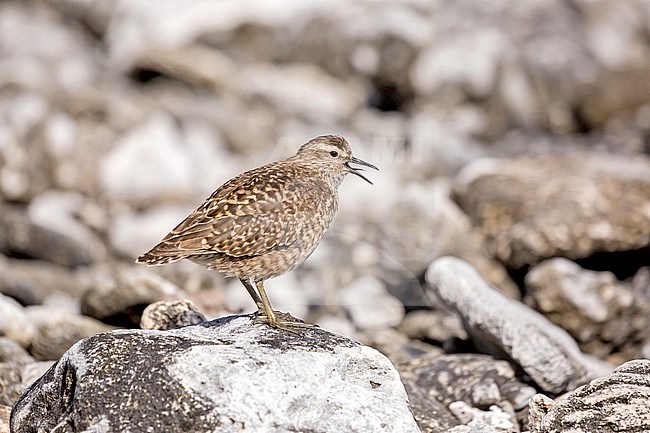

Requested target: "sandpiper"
[{"left": 137, "top": 135, "right": 377, "bottom": 332}]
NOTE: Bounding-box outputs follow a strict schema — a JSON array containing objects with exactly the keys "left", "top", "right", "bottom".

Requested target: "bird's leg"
[
  {"left": 254, "top": 280, "right": 278, "bottom": 327},
  {"left": 239, "top": 278, "right": 264, "bottom": 313},
  {"left": 253, "top": 280, "right": 315, "bottom": 333}
]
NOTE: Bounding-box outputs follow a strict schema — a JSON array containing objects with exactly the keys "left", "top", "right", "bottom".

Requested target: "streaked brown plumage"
[{"left": 137, "top": 134, "right": 377, "bottom": 331}]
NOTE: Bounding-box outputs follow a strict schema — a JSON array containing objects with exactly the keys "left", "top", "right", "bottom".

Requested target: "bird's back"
[{"left": 137, "top": 159, "right": 339, "bottom": 279}]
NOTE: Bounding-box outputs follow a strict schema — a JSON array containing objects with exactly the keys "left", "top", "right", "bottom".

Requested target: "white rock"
[
  {"left": 341, "top": 275, "right": 404, "bottom": 330},
  {"left": 239, "top": 63, "right": 364, "bottom": 122},
  {"left": 426, "top": 257, "right": 613, "bottom": 394},
  {"left": 99, "top": 112, "right": 193, "bottom": 202},
  {"left": 28, "top": 190, "right": 107, "bottom": 261},
  {"left": 316, "top": 314, "right": 358, "bottom": 339},
  {"left": 411, "top": 29, "right": 508, "bottom": 97},
  {"left": 12, "top": 316, "right": 421, "bottom": 433},
  {"left": 448, "top": 402, "right": 515, "bottom": 430}
]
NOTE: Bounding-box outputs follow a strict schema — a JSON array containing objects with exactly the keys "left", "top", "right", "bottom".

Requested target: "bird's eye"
[{"left": 330, "top": 151, "right": 339, "bottom": 157}]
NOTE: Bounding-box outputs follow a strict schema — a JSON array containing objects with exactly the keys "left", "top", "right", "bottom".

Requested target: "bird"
[{"left": 136, "top": 134, "right": 377, "bottom": 332}]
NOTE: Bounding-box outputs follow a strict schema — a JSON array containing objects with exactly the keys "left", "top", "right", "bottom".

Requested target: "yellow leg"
[
  {"left": 253, "top": 280, "right": 316, "bottom": 333},
  {"left": 255, "top": 280, "right": 278, "bottom": 327},
  {"left": 239, "top": 278, "right": 263, "bottom": 311}
]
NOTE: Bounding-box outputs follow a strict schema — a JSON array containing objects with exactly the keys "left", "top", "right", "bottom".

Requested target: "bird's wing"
[{"left": 143, "top": 166, "right": 314, "bottom": 259}]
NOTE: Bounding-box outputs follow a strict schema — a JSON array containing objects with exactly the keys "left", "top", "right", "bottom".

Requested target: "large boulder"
[
  {"left": 524, "top": 258, "right": 638, "bottom": 358},
  {"left": 11, "top": 315, "right": 421, "bottom": 433},
  {"left": 452, "top": 153, "right": 650, "bottom": 268},
  {"left": 0, "top": 204, "right": 97, "bottom": 268},
  {"left": 426, "top": 257, "right": 611, "bottom": 394}
]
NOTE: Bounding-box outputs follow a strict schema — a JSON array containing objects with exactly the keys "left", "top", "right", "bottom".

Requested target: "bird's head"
[{"left": 294, "top": 135, "right": 378, "bottom": 185}]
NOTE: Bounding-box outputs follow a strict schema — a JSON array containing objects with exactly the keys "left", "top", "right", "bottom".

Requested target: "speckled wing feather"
[{"left": 138, "top": 163, "right": 313, "bottom": 263}]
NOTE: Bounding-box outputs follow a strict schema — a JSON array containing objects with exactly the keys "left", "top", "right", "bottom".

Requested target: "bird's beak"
[{"left": 345, "top": 156, "right": 378, "bottom": 185}]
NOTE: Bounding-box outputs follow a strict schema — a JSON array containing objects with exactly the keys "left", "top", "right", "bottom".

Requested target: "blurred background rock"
[{"left": 0, "top": 0, "right": 649, "bottom": 429}]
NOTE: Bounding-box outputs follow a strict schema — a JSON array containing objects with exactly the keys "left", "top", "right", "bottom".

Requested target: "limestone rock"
[
  {"left": 446, "top": 425, "right": 504, "bottom": 433},
  {"left": 140, "top": 299, "right": 206, "bottom": 330},
  {"left": 99, "top": 112, "right": 229, "bottom": 204},
  {"left": 426, "top": 257, "right": 611, "bottom": 394},
  {"left": 0, "top": 255, "right": 87, "bottom": 306},
  {"left": 525, "top": 258, "right": 636, "bottom": 354},
  {"left": 0, "top": 204, "right": 96, "bottom": 267},
  {"left": 453, "top": 153, "right": 650, "bottom": 268},
  {"left": 11, "top": 315, "right": 421, "bottom": 433},
  {"left": 107, "top": 203, "right": 196, "bottom": 259},
  {"left": 27, "top": 190, "right": 107, "bottom": 262},
  {"left": 403, "top": 381, "right": 460, "bottom": 433},
  {"left": 528, "top": 359, "right": 650, "bottom": 433}
]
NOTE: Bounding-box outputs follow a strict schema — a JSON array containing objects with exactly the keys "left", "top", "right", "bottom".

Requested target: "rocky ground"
[{"left": 1, "top": 0, "right": 650, "bottom": 432}]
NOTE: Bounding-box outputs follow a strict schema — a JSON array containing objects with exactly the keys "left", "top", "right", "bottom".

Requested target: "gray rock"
[
  {"left": 630, "top": 267, "right": 650, "bottom": 360},
  {"left": 140, "top": 299, "right": 206, "bottom": 330},
  {"left": 426, "top": 257, "right": 611, "bottom": 394},
  {"left": 400, "top": 354, "right": 536, "bottom": 422},
  {"left": 0, "top": 337, "right": 33, "bottom": 365},
  {"left": 528, "top": 359, "right": 650, "bottom": 433},
  {"left": 238, "top": 63, "right": 365, "bottom": 123},
  {"left": 525, "top": 258, "right": 636, "bottom": 356},
  {"left": 25, "top": 306, "right": 113, "bottom": 361},
  {"left": 0, "top": 204, "right": 95, "bottom": 267},
  {"left": 27, "top": 190, "right": 107, "bottom": 262},
  {"left": 340, "top": 275, "right": 405, "bottom": 330},
  {"left": 398, "top": 309, "right": 469, "bottom": 344},
  {"left": 0, "top": 294, "right": 34, "bottom": 348},
  {"left": 11, "top": 315, "right": 421, "bottom": 433},
  {"left": 453, "top": 153, "right": 650, "bottom": 268},
  {"left": 446, "top": 425, "right": 503, "bottom": 433},
  {"left": 0, "top": 255, "right": 87, "bottom": 306},
  {"left": 400, "top": 352, "right": 536, "bottom": 433},
  {"left": 403, "top": 379, "right": 461, "bottom": 433},
  {"left": 377, "top": 181, "right": 518, "bottom": 297},
  {"left": 410, "top": 0, "right": 650, "bottom": 135},
  {"left": 98, "top": 112, "right": 213, "bottom": 204},
  {"left": 81, "top": 267, "right": 185, "bottom": 327},
  {"left": 356, "top": 328, "right": 442, "bottom": 366},
  {"left": 448, "top": 402, "right": 517, "bottom": 433}
]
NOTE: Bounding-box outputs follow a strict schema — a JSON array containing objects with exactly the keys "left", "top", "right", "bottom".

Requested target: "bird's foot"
[{"left": 252, "top": 310, "right": 317, "bottom": 334}]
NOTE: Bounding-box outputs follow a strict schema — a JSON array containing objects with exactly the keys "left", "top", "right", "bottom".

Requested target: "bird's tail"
[{"left": 135, "top": 250, "right": 183, "bottom": 266}]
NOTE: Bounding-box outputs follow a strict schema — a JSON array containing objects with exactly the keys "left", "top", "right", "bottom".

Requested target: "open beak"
[{"left": 345, "top": 156, "right": 379, "bottom": 185}]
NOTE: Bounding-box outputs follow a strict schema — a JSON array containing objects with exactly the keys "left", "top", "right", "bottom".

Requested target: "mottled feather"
[{"left": 136, "top": 134, "right": 375, "bottom": 283}]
